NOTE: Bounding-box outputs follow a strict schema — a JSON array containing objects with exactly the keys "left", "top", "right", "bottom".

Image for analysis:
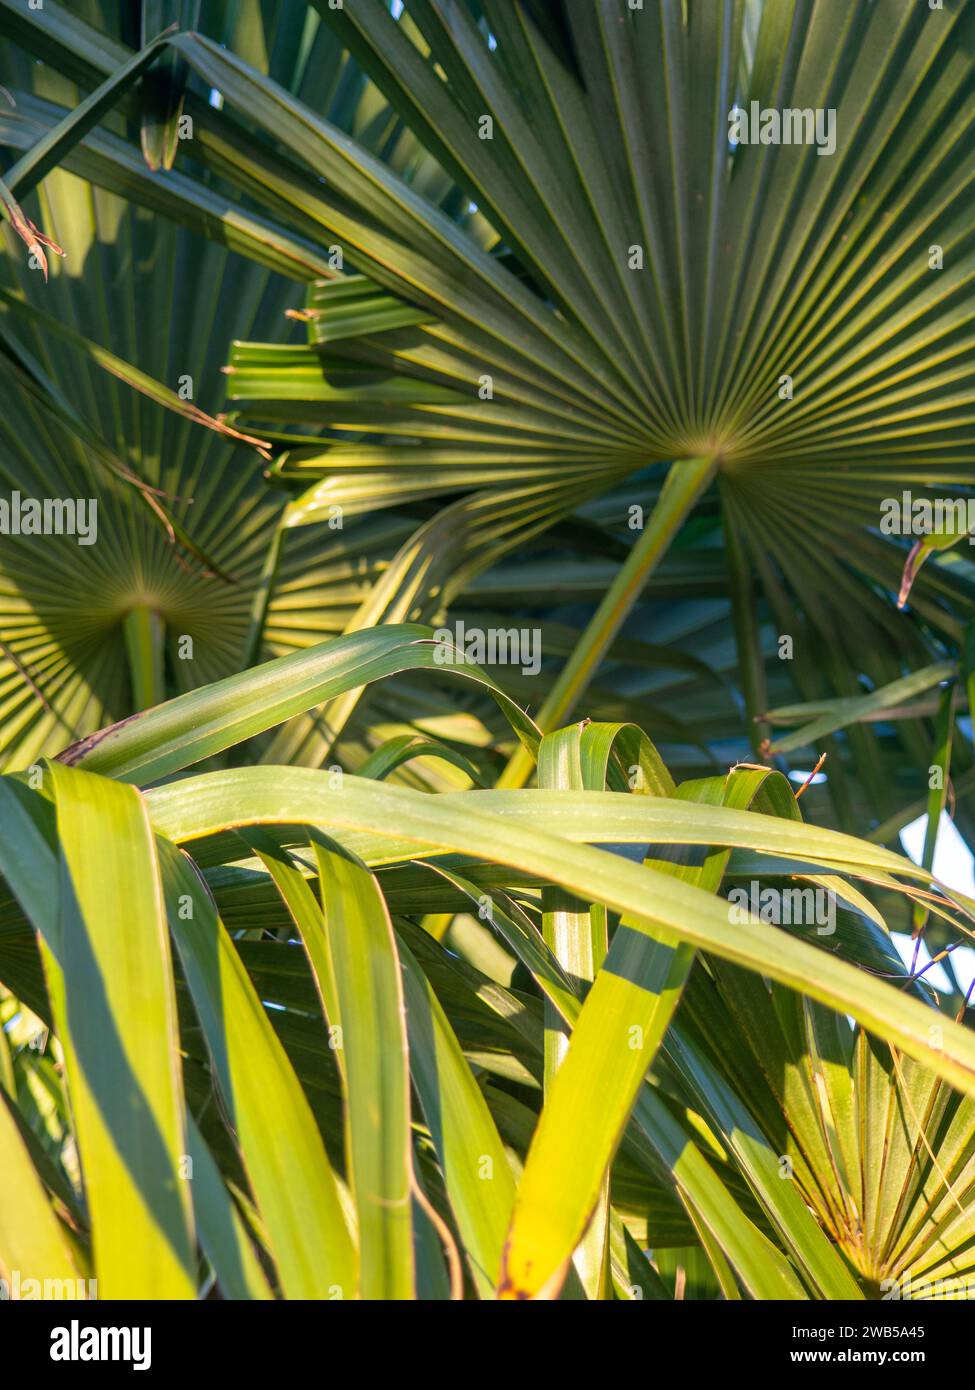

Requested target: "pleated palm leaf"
[
  {"left": 670, "top": 966, "right": 975, "bottom": 1297},
  {"left": 217, "top": 0, "right": 975, "bottom": 812}
]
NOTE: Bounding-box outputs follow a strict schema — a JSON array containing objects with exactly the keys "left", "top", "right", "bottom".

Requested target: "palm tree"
[
  {"left": 4, "top": 1, "right": 974, "bottom": 813},
  {"left": 1, "top": 0, "right": 975, "bottom": 1301}
]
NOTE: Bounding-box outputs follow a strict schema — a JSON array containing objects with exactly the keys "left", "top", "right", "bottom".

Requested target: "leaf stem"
[
  {"left": 123, "top": 605, "right": 166, "bottom": 712},
  {"left": 496, "top": 456, "right": 717, "bottom": 788}
]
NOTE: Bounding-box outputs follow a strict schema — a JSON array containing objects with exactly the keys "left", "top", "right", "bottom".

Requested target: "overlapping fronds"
[{"left": 2, "top": 629, "right": 975, "bottom": 1298}]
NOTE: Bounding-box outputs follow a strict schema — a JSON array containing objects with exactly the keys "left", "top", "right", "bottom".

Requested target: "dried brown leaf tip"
[
  {"left": 897, "top": 539, "right": 924, "bottom": 610},
  {"left": 794, "top": 752, "right": 827, "bottom": 800},
  {"left": 176, "top": 400, "right": 273, "bottom": 461},
  {"left": 2, "top": 196, "right": 65, "bottom": 282}
]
